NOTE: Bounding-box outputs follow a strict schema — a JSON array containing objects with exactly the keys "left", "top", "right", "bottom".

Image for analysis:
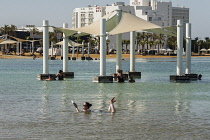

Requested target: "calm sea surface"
[{"left": 0, "top": 57, "right": 210, "bottom": 139}]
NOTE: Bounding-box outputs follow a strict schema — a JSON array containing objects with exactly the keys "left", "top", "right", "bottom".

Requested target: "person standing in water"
[
  {"left": 72, "top": 97, "right": 116, "bottom": 113},
  {"left": 56, "top": 70, "right": 64, "bottom": 80}
]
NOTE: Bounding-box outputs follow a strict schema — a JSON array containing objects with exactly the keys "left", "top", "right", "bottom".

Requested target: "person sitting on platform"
[
  {"left": 129, "top": 76, "right": 135, "bottom": 83},
  {"left": 45, "top": 75, "right": 54, "bottom": 81},
  {"left": 198, "top": 74, "right": 202, "bottom": 80},
  {"left": 56, "top": 70, "right": 64, "bottom": 80},
  {"left": 116, "top": 69, "right": 124, "bottom": 83}
]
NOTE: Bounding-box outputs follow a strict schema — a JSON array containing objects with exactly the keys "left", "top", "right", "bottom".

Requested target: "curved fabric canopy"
[
  {"left": 54, "top": 11, "right": 176, "bottom": 37},
  {"left": 0, "top": 39, "right": 17, "bottom": 44},
  {"left": 109, "top": 12, "right": 161, "bottom": 35},
  {"left": 0, "top": 39, "right": 5, "bottom": 43},
  {"left": 56, "top": 40, "right": 82, "bottom": 47},
  {"left": 54, "top": 11, "right": 116, "bottom": 36},
  {"left": 9, "top": 36, "right": 27, "bottom": 42},
  {"left": 144, "top": 28, "right": 177, "bottom": 37}
]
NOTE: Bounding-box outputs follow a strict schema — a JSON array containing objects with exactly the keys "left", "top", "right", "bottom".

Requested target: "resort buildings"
[{"left": 72, "top": 0, "right": 189, "bottom": 32}]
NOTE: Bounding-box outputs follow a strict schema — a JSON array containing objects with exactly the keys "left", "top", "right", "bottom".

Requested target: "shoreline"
[{"left": 0, "top": 52, "right": 210, "bottom": 59}]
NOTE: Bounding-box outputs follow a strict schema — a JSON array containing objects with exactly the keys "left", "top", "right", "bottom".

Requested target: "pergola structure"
[{"left": 39, "top": 10, "right": 197, "bottom": 82}]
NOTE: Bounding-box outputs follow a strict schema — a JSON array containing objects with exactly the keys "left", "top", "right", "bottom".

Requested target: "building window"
[{"left": 149, "top": 17, "right": 152, "bottom": 21}]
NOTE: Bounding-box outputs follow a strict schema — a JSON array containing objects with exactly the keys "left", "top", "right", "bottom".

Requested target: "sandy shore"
[{"left": 0, "top": 52, "right": 209, "bottom": 59}]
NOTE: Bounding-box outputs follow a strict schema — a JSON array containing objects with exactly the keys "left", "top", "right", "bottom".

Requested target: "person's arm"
[
  {"left": 72, "top": 101, "right": 79, "bottom": 112},
  {"left": 108, "top": 97, "right": 116, "bottom": 113}
]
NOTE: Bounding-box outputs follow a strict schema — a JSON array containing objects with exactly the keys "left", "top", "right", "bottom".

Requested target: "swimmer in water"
[{"left": 72, "top": 97, "right": 116, "bottom": 113}]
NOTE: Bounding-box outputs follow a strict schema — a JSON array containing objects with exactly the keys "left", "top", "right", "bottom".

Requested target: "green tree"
[
  {"left": 125, "top": 40, "right": 130, "bottom": 54},
  {"left": 30, "top": 27, "right": 40, "bottom": 41},
  {"left": 197, "top": 40, "right": 204, "bottom": 55},
  {"left": 156, "top": 33, "right": 165, "bottom": 53},
  {"left": 106, "top": 39, "right": 110, "bottom": 55}
]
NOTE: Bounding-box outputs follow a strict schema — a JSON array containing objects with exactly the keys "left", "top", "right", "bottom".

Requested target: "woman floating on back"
[{"left": 72, "top": 97, "right": 116, "bottom": 113}]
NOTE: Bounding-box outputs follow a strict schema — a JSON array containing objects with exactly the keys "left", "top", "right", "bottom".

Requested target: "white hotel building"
[
  {"left": 72, "top": 0, "right": 189, "bottom": 29},
  {"left": 72, "top": 0, "right": 189, "bottom": 49}
]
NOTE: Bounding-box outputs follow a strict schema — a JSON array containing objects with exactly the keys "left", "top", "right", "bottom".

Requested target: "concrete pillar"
[
  {"left": 72, "top": 43, "right": 75, "bottom": 57},
  {"left": 100, "top": 18, "right": 106, "bottom": 76},
  {"left": 63, "top": 23, "right": 68, "bottom": 72},
  {"left": 30, "top": 43, "right": 32, "bottom": 53},
  {"left": 130, "top": 31, "right": 135, "bottom": 72},
  {"left": 177, "top": 19, "right": 183, "bottom": 76},
  {"left": 88, "top": 42, "right": 90, "bottom": 57},
  {"left": 16, "top": 42, "right": 19, "bottom": 55},
  {"left": 185, "top": 23, "right": 191, "bottom": 74},
  {"left": 20, "top": 42, "right": 22, "bottom": 55},
  {"left": 43, "top": 20, "right": 49, "bottom": 74},
  {"left": 51, "top": 42, "right": 54, "bottom": 56},
  {"left": 32, "top": 41, "right": 34, "bottom": 54},
  {"left": 116, "top": 8, "right": 122, "bottom": 72},
  {"left": 82, "top": 42, "right": 84, "bottom": 57}
]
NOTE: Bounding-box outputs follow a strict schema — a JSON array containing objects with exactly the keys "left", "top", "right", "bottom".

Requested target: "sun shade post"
[
  {"left": 130, "top": 31, "right": 136, "bottom": 72},
  {"left": 100, "top": 18, "right": 107, "bottom": 76},
  {"left": 43, "top": 20, "right": 49, "bottom": 74},
  {"left": 63, "top": 23, "right": 68, "bottom": 72},
  {"left": 185, "top": 23, "right": 191, "bottom": 74},
  {"left": 177, "top": 19, "right": 183, "bottom": 76},
  {"left": 116, "top": 8, "right": 122, "bottom": 72}
]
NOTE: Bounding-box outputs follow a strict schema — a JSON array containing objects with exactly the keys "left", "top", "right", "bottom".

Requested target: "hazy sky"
[{"left": 0, "top": 0, "right": 209, "bottom": 39}]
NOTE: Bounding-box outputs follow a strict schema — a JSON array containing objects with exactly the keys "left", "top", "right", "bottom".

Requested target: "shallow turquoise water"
[{"left": 0, "top": 57, "right": 210, "bottom": 139}]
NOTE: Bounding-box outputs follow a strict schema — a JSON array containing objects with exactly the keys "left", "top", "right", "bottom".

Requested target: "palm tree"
[
  {"left": 148, "top": 40, "right": 154, "bottom": 49},
  {"left": 1, "top": 25, "right": 10, "bottom": 35},
  {"left": 140, "top": 32, "right": 147, "bottom": 53},
  {"left": 95, "top": 36, "right": 100, "bottom": 54},
  {"left": 156, "top": 33, "right": 165, "bottom": 53},
  {"left": 122, "top": 40, "right": 126, "bottom": 52},
  {"left": 167, "top": 36, "right": 177, "bottom": 50},
  {"left": 192, "top": 37, "right": 199, "bottom": 53},
  {"left": 136, "top": 32, "right": 142, "bottom": 50},
  {"left": 49, "top": 32, "right": 57, "bottom": 44},
  {"left": 106, "top": 39, "right": 110, "bottom": 55},
  {"left": 205, "top": 37, "right": 209, "bottom": 42},
  {"left": 125, "top": 40, "right": 130, "bottom": 54},
  {"left": 9, "top": 25, "right": 17, "bottom": 37},
  {"left": 30, "top": 27, "right": 39, "bottom": 41},
  {"left": 197, "top": 40, "right": 204, "bottom": 55}
]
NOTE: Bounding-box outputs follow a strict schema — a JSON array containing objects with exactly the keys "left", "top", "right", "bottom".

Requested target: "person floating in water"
[
  {"left": 72, "top": 97, "right": 116, "bottom": 113},
  {"left": 56, "top": 70, "right": 64, "bottom": 80}
]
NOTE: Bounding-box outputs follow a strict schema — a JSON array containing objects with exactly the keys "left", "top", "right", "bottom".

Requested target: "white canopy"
[
  {"left": 9, "top": 36, "right": 27, "bottom": 42},
  {"left": 144, "top": 28, "right": 177, "bottom": 37},
  {"left": 55, "top": 40, "right": 82, "bottom": 47},
  {"left": 0, "top": 39, "right": 17, "bottom": 44},
  {"left": 54, "top": 12, "right": 115, "bottom": 36},
  {"left": 200, "top": 49, "right": 207, "bottom": 51},
  {"left": 54, "top": 11, "right": 177, "bottom": 38},
  {"left": 109, "top": 12, "right": 161, "bottom": 35}
]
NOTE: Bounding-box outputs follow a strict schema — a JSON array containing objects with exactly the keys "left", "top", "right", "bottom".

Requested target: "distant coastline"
[{"left": 1, "top": 52, "right": 210, "bottom": 59}]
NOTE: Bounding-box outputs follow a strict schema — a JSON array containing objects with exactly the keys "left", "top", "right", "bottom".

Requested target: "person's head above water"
[{"left": 83, "top": 102, "right": 92, "bottom": 109}]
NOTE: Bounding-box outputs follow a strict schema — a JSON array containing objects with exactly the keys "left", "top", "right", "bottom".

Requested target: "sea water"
[{"left": 0, "top": 57, "right": 210, "bottom": 139}]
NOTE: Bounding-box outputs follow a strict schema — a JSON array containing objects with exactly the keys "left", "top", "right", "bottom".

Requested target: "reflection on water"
[{"left": 0, "top": 58, "right": 210, "bottom": 139}]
